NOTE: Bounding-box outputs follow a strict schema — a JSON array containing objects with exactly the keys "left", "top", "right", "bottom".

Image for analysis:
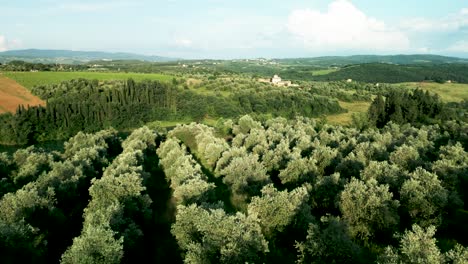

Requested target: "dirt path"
[{"left": 0, "top": 74, "right": 45, "bottom": 114}]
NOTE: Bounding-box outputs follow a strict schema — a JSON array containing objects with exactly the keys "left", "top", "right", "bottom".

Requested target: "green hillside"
[
  {"left": 2, "top": 71, "right": 174, "bottom": 89},
  {"left": 311, "top": 63, "right": 468, "bottom": 83},
  {"left": 278, "top": 54, "right": 468, "bottom": 66}
]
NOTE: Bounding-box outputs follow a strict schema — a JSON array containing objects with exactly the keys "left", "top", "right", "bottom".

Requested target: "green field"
[
  {"left": 311, "top": 68, "right": 338, "bottom": 76},
  {"left": 326, "top": 101, "right": 371, "bottom": 125},
  {"left": 2, "top": 71, "right": 174, "bottom": 89},
  {"left": 399, "top": 82, "right": 468, "bottom": 102}
]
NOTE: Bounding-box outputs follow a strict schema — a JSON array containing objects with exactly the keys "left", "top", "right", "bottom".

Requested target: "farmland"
[
  {"left": 310, "top": 68, "right": 338, "bottom": 76},
  {"left": 326, "top": 101, "right": 371, "bottom": 125},
  {"left": 2, "top": 71, "right": 174, "bottom": 89},
  {"left": 0, "top": 74, "right": 45, "bottom": 113},
  {"left": 399, "top": 82, "right": 468, "bottom": 102}
]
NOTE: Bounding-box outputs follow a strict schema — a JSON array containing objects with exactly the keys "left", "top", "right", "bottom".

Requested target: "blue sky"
[{"left": 0, "top": 0, "right": 467, "bottom": 59}]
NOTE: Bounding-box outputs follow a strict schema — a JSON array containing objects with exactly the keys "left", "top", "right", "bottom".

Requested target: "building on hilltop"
[
  {"left": 259, "top": 75, "right": 295, "bottom": 87},
  {"left": 271, "top": 74, "right": 282, "bottom": 84}
]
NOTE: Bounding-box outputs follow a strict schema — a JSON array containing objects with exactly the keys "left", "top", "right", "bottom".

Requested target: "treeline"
[
  {"left": 312, "top": 63, "right": 468, "bottom": 83},
  {"left": 368, "top": 89, "right": 467, "bottom": 128},
  {"left": 0, "top": 79, "right": 344, "bottom": 145},
  {"left": 197, "top": 78, "right": 381, "bottom": 103},
  {"left": 0, "top": 60, "right": 88, "bottom": 72},
  {"left": 2, "top": 116, "right": 467, "bottom": 263}
]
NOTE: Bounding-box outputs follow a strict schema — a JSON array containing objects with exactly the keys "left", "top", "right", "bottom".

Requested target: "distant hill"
[
  {"left": 278, "top": 54, "right": 468, "bottom": 66},
  {"left": 311, "top": 63, "right": 468, "bottom": 83},
  {"left": 0, "top": 49, "right": 178, "bottom": 64}
]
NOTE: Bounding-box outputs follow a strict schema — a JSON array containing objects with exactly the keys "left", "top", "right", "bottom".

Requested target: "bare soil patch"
[{"left": 0, "top": 74, "right": 45, "bottom": 114}]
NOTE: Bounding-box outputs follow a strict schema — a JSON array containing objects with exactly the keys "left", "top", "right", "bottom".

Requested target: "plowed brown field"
[{"left": 0, "top": 74, "right": 45, "bottom": 114}]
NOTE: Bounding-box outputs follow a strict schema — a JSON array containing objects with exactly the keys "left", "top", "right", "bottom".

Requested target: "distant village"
[{"left": 258, "top": 75, "right": 299, "bottom": 87}]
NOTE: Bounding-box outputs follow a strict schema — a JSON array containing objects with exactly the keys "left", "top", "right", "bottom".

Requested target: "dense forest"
[
  {"left": 367, "top": 89, "right": 467, "bottom": 128},
  {"left": 311, "top": 63, "right": 468, "bottom": 84},
  {"left": 0, "top": 114, "right": 467, "bottom": 263}
]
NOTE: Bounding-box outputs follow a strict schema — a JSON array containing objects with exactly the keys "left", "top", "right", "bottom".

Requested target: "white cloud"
[
  {"left": 401, "top": 7, "right": 468, "bottom": 32},
  {"left": 58, "top": 1, "right": 136, "bottom": 12},
  {"left": 0, "top": 36, "right": 8, "bottom": 52},
  {"left": 447, "top": 40, "right": 468, "bottom": 53},
  {"left": 416, "top": 47, "right": 431, "bottom": 53},
  {"left": 174, "top": 38, "right": 193, "bottom": 47},
  {"left": 287, "top": 0, "right": 410, "bottom": 52},
  {"left": 0, "top": 35, "right": 21, "bottom": 52}
]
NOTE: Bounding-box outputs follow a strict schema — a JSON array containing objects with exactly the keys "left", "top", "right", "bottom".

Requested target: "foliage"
[
  {"left": 0, "top": 113, "right": 467, "bottom": 263},
  {"left": 171, "top": 204, "right": 269, "bottom": 263},
  {"left": 340, "top": 178, "right": 400, "bottom": 242},
  {"left": 0, "top": 78, "right": 344, "bottom": 145}
]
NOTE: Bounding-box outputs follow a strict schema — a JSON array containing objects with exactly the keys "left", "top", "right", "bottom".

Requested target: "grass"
[
  {"left": 2, "top": 71, "right": 175, "bottom": 89},
  {"left": 311, "top": 69, "right": 338, "bottom": 76},
  {"left": 326, "top": 101, "right": 371, "bottom": 125},
  {"left": 398, "top": 82, "right": 468, "bottom": 103}
]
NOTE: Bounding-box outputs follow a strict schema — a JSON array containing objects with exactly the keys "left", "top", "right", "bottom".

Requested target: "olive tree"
[
  {"left": 172, "top": 204, "right": 269, "bottom": 263},
  {"left": 400, "top": 168, "right": 448, "bottom": 227},
  {"left": 296, "top": 216, "right": 363, "bottom": 264},
  {"left": 340, "top": 178, "right": 400, "bottom": 242},
  {"left": 378, "top": 225, "right": 443, "bottom": 264},
  {"left": 247, "top": 184, "right": 312, "bottom": 238}
]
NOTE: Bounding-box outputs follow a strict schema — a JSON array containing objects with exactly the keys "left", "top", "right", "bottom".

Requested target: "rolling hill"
[
  {"left": 0, "top": 49, "right": 178, "bottom": 64},
  {"left": 310, "top": 63, "right": 468, "bottom": 83},
  {"left": 0, "top": 74, "right": 45, "bottom": 113},
  {"left": 277, "top": 54, "right": 468, "bottom": 67}
]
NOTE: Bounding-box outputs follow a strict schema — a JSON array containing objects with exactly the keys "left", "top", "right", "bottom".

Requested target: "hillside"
[
  {"left": 0, "top": 49, "right": 178, "bottom": 64},
  {"left": 311, "top": 63, "right": 468, "bottom": 83},
  {"left": 0, "top": 74, "right": 45, "bottom": 113},
  {"left": 278, "top": 54, "right": 468, "bottom": 67}
]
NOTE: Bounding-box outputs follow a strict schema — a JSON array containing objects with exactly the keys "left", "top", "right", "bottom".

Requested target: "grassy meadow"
[
  {"left": 311, "top": 68, "right": 338, "bottom": 76},
  {"left": 326, "top": 101, "right": 371, "bottom": 125},
  {"left": 2, "top": 71, "right": 174, "bottom": 89},
  {"left": 399, "top": 82, "right": 468, "bottom": 102}
]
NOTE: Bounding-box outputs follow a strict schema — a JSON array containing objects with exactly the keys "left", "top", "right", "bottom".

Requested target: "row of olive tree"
[
  {"left": 61, "top": 127, "right": 156, "bottom": 264},
  {"left": 0, "top": 129, "right": 120, "bottom": 263},
  {"left": 156, "top": 137, "right": 215, "bottom": 206}
]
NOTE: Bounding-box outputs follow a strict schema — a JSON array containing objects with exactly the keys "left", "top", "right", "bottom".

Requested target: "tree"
[
  {"left": 360, "top": 161, "right": 406, "bottom": 192},
  {"left": 278, "top": 157, "right": 317, "bottom": 185},
  {"left": 400, "top": 168, "right": 448, "bottom": 227},
  {"left": 157, "top": 137, "right": 215, "bottom": 205},
  {"left": 378, "top": 225, "right": 443, "bottom": 264},
  {"left": 339, "top": 178, "right": 400, "bottom": 242},
  {"left": 389, "top": 104, "right": 404, "bottom": 124},
  {"left": 247, "top": 184, "right": 312, "bottom": 238},
  {"left": 171, "top": 204, "right": 269, "bottom": 263},
  {"left": 12, "top": 147, "right": 54, "bottom": 187},
  {"left": 389, "top": 144, "right": 421, "bottom": 172},
  {"left": 217, "top": 151, "right": 270, "bottom": 205},
  {"left": 61, "top": 227, "right": 123, "bottom": 264},
  {"left": 444, "top": 244, "right": 468, "bottom": 264},
  {"left": 232, "top": 115, "right": 263, "bottom": 135},
  {"left": 311, "top": 173, "right": 345, "bottom": 214},
  {"left": 296, "top": 216, "right": 363, "bottom": 264},
  {"left": 368, "top": 94, "right": 386, "bottom": 127}
]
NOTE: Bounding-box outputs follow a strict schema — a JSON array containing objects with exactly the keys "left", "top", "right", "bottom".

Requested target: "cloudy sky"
[{"left": 1, "top": 0, "right": 467, "bottom": 59}]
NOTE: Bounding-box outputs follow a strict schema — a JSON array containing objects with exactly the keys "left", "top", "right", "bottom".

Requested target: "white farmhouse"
[{"left": 271, "top": 75, "right": 282, "bottom": 84}]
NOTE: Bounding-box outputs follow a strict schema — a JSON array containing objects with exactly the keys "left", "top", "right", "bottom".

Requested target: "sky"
[{"left": 0, "top": 0, "right": 468, "bottom": 59}]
